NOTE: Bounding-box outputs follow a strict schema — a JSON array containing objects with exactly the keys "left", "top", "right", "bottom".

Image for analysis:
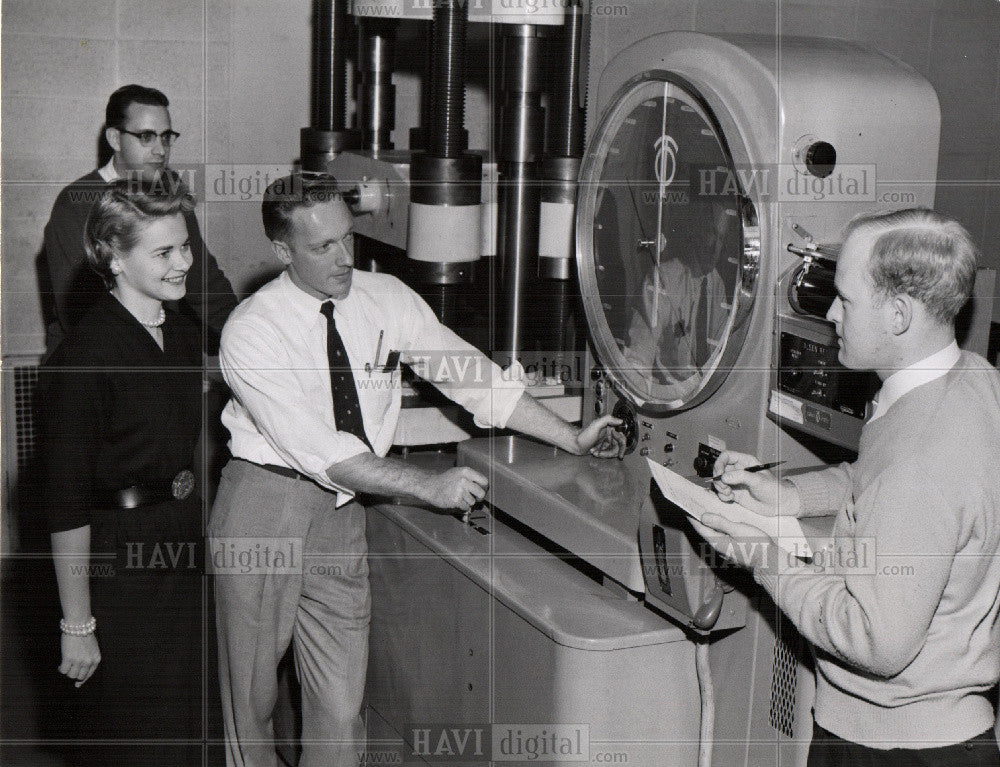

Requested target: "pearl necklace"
[
  {"left": 109, "top": 291, "right": 165, "bottom": 328},
  {"left": 138, "top": 307, "right": 167, "bottom": 328}
]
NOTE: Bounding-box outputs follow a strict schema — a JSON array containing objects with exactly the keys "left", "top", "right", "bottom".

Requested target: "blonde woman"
[{"left": 41, "top": 179, "right": 205, "bottom": 765}]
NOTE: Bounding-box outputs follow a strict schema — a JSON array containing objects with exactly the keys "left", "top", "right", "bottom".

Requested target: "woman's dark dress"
[{"left": 41, "top": 292, "right": 204, "bottom": 765}]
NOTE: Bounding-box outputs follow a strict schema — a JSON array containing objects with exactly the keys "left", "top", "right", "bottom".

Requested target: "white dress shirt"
[
  {"left": 220, "top": 270, "right": 526, "bottom": 506},
  {"left": 869, "top": 340, "right": 961, "bottom": 422}
]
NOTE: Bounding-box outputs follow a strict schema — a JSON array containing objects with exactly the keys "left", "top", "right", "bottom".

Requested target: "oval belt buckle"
[{"left": 171, "top": 469, "right": 195, "bottom": 500}]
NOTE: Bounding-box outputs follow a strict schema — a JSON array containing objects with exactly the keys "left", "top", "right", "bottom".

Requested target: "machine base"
[{"left": 365, "top": 501, "right": 701, "bottom": 766}]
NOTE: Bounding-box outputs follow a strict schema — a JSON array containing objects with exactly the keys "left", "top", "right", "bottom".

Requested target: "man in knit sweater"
[
  {"left": 42, "top": 84, "right": 237, "bottom": 352},
  {"left": 696, "top": 208, "right": 1000, "bottom": 766}
]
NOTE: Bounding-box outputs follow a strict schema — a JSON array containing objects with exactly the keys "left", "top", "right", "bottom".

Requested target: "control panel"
[
  {"left": 778, "top": 332, "right": 872, "bottom": 419},
  {"left": 584, "top": 361, "right": 737, "bottom": 477},
  {"left": 582, "top": 364, "right": 753, "bottom": 632},
  {"left": 770, "top": 317, "right": 879, "bottom": 451}
]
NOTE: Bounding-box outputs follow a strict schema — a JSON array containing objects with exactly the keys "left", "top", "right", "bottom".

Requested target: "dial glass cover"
[{"left": 580, "top": 73, "right": 755, "bottom": 409}]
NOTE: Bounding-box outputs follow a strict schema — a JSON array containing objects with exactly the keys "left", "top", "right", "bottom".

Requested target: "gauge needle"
[
  {"left": 652, "top": 83, "right": 671, "bottom": 330},
  {"left": 628, "top": 172, "right": 660, "bottom": 335},
  {"left": 626, "top": 177, "right": 657, "bottom": 268}
]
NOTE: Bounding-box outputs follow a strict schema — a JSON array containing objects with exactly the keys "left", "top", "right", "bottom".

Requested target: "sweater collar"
[
  {"left": 98, "top": 157, "right": 119, "bottom": 183},
  {"left": 869, "top": 341, "right": 960, "bottom": 422}
]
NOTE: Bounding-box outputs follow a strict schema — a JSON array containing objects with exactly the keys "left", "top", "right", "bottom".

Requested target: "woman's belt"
[{"left": 110, "top": 469, "right": 196, "bottom": 509}]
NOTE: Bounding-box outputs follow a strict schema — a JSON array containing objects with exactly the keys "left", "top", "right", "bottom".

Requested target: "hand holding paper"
[
  {"left": 710, "top": 450, "right": 803, "bottom": 518},
  {"left": 647, "top": 458, "right": 812, "bottom": 561}
]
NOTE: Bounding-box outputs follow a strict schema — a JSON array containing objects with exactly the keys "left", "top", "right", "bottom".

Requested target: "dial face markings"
[{"left": 582, "top": 74, "right": 754, "bottom": 410}]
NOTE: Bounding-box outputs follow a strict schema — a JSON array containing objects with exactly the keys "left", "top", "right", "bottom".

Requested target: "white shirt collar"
[
  {"left": 276, "top": 270, "right": 355, "bottom": 326},
  {"left": 98, "top": 157, "right": 119, "bottom": 183},
  {"left": 870, "top": 341, "right": 961, "bottom": 422},
  {"left": 277, "top": 270, "right": 326, "bottom": 323}
]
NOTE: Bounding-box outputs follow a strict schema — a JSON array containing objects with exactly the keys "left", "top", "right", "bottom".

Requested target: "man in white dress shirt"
[{"left": 210, "top": 171, "right": 625, "bottom": 767}]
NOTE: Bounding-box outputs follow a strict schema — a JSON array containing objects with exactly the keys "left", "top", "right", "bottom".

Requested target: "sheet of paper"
[{"left": 647, "top": 458, "right": 812, "bottom": 559}]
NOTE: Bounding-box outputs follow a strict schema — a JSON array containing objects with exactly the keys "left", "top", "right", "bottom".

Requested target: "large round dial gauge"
[{"left": 577, "top": 71, "right": 760, "bottom": 413}]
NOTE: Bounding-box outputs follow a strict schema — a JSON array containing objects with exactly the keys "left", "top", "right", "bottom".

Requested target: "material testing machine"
[{"left": 295, "top": 3, "right": 993, "bottom": 764}]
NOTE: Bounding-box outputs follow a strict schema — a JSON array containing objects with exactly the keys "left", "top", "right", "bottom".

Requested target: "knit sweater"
[{"left": 756, "top": 351, "right": 1000, "bottom": 748}]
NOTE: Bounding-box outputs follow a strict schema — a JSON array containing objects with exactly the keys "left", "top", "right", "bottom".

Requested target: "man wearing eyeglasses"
[{"left": 42, "top": 83, "right": 238, "bottom": 352}]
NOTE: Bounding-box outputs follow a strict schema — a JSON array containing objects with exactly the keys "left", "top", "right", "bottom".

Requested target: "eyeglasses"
[{"left": 118, "top": 129, "right": 181, "bottom": 147}]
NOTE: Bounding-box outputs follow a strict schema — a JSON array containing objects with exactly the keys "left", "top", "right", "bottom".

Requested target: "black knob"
[
  {"left": 804, "top": 141, "right": 836, "bottom": 178},
  {"left": 693, "top": 455, "right": 712, "bottom": 476},
  {"left": 611, "top": 399, "right": 638, "bottom": 455}
]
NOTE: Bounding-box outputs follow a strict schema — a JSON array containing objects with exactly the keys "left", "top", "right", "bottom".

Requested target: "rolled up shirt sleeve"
[
  {"left": 220, "top": 317, "right": 370, "bottom": 496},
  {"left": 398, "top": 286, "right": 525, "bottom": 428}
]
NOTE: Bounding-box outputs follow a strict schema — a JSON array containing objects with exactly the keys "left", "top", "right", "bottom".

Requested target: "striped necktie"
[{"left": 319, "top": 301, "right": 372, "bottom": 449}]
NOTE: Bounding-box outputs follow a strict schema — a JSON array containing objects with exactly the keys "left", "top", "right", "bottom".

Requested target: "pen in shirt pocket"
[{"left": 366, "top": 330, "right": 385, "bottom": 377}]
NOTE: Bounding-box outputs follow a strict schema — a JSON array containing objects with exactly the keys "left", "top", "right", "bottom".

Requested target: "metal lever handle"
[
  {"left": 787, "top": 243, "right": 838, "bottom": 270},
  {"left": 691, "top": 581, "right": 725, "bottom": 631}
]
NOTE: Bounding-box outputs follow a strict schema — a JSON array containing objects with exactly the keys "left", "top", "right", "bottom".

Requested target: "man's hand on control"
[
  {"left": 421, "top": 466, "right": 489, "bottom": 512},
  {"left": 572, "top": 415, "right": 627, "bottom": 459}
]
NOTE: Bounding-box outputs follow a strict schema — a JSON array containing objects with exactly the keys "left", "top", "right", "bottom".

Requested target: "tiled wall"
[
  {"left": 2, "top": 0, "right": 998, "bottom": 357},
  {"left": 0, "top": 0, "right": 311, "bottom": 355}
]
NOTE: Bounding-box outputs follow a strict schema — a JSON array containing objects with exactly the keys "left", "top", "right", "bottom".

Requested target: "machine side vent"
[
  {"left": 14, "top": 364, "right": 41, "bottom": 474},
  {"left": 3, "top": 359, "right": 42, "bottom": 554},
  {"left": 769, "top": 631, "right": 798, "bottom": 739}
]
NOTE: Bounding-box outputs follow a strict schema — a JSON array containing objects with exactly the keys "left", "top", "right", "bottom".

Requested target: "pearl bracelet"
[{"left": 60, "top": 617, "right": 97, "bottom": 636}]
